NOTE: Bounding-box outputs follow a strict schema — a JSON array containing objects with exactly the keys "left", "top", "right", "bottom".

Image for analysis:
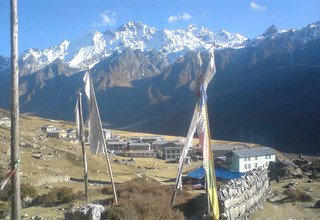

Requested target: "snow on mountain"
[
  {"left": 20, "top": 40, "right": 69, "bottom": 74},
  {"left": 246, "top": 21, "right": 320, "bottom": 47},
  {"left": 18, "top": 21, "right": 247, "bottom": 73}
]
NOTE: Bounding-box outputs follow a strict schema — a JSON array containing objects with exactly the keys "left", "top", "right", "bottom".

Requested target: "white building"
[
  {"left": 0, "top": 117, "right": 11, "bottom": 127},
  {"left": 103, "top": 129, "right": 112, "bottom": 140},
  {"left": 41, "top": 125, "right": 57, "bottom": 132},
  {"left": 227, "top": 147, "right": 276, "bottom": 172}
]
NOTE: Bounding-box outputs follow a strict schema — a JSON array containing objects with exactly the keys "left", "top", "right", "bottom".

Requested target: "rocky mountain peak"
[{"left": 261, "top": 25, "right": 278, "bottom": 37}]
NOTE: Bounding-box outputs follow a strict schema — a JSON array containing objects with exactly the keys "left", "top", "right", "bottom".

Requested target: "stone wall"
[{"left": 218, "top": 167, "right": 271, "bottom": 220}]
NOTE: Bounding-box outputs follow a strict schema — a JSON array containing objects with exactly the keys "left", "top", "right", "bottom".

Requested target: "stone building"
[
  {"left": 122, "top": 150, "right": 156, "bottom": 158},
  {"left": 107, "top": 141, "right": 127, "bottom": 153},
  {"left": 128, "top": 142, "right": 151, "bottom": 151}
]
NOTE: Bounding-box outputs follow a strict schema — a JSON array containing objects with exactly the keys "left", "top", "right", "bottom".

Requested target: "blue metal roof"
[{"left": 187, "top": 167, "right": 244, "bottom": 180}]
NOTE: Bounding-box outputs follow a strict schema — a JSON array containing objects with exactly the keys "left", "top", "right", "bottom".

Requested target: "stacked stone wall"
[{"left": 218, "top": 167, "right": 271, "bottom": 219}]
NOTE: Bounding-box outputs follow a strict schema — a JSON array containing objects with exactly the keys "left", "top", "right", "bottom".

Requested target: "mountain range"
[{"left": 0, "top": 21, "right": 320, "bottom": 154}]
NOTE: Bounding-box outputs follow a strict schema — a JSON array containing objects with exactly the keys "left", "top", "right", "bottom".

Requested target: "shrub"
[
  {"left": 0, "top": 201, "right": 11, "bottom": 219},
  {"left": 21, "top": 183, "right": 37, "bottom": 199},
  {"left": 104, "top": 205, "right": 138, "bottom": 220},
  {"left": 283, "top": 189, "right": 313, "bottom": 202},
  {"left": 0, "top": 182, "right": 38, "bottom": 202},
  {"left": 104, "top": 178, "right": 186, "bottom": 220},
  {"left": 37, "top": 187, "right": 78, "bottom": 206}
]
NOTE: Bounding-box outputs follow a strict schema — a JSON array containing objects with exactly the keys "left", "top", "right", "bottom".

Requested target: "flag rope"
[{"left": 0, "top": 159, "right": 20, "bottom": 190}]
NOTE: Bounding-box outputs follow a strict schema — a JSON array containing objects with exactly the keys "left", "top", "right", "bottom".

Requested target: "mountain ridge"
[{"left": 1, "top": 20, "right": 320, "bottom": 154}]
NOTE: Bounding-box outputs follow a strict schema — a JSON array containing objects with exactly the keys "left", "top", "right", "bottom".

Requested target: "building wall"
[
  {"left": 229, "top": 155, "right": 240, "bottom": 172},
  {"left": 236, "top": 154, "right": 276, "bottom": 172},
  {"left": 164, "top": 148, "right": 182, "bottom": 161},
  {"left": 219, "top": 168, "right": 271, "bottom": 219}
]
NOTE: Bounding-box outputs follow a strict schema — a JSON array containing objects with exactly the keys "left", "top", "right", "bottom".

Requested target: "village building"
[
  {"left": 0, "top": 117, "right": 11, "bottom": 127},
  {"left": 129, "top": 137, "right": 142, "bottom": 142},
  {"left": 226, "top": 147, "right": 276, "bottom": 172},
  {"left": 140, "top": 136, "right": 164, "bottom": 144},
  {"left": 162, "top": 142, "right": 195, "bottom": 162},
  {"left": 67, "top": 129, "right": 77, "bottom": 139},
  {"left": 122, "top": 150, "right": 156, "bottom": 158},
  {"left": 128, "top": 142, "right": 151, "bottom": 151},
  {"left": 41, "top": 125, "right": 57, "bottom": 133},
  {"left": 103, "top": 129, "right": 112, "bottom": 140},
  {"left": 212, "top": 143, "right": 247, "bottom": 158},
  {"left": 107, "top": 141, "right": 127, "bottom": 153},
  {"left": 107, "top": 138, "right": 122, "bottom": 142},
  {"left": 151, "top": 140, "right": 169, "bottom": 150},
  {"left": 47, "top": 130, "right": 67, "bottom": 139}
]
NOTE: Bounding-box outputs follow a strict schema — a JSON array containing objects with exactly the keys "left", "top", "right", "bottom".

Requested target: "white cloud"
[
  {"left": 100, "top": 10, "right": 116, "bottom": 26},
  {"left": 250, "top": 2, "right": 266, "bottom": 12},
  {"left": 168, "top": 12, "right": 193, "bottom": 23}
]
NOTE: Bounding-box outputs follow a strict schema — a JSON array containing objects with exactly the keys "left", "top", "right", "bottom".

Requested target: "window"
[
  {"left": 167, "top": 155, "right": 171, "bottom": 159},
  {"left": 268, "top": 155, "right": 271, "bottom": 159},
  {"left": 248, "top": 164, "right": 251, "bottom": 169},
  {"left": 244, "top": 158, "right": 247, "bottom": 161},
  {"left": 172, "top": 155, "right": 176, "bottom": 159},
  {"left": 167, "top": 150, "right": 171, "bottom": 153},
  {"left": 244, "top": 164, "right": 248, "bottom": 169},
  {"left": 177, "top": 150, "right": 180, "bottom": 154},
  {"left": 255, "top": 163, "right": 258, "bottom": 168},
  {"left": 265, "top": 155, "right": 268, "bottom": 159},
  {"left": 265, "top": 162, "right": 268, "bottom": 167},
  {"left": 172, "top": 150, "right": 175, "bottom": 154},
  {"left": 248, "top": 157, "right": 251, "bottom": 161},
  {"left": 255, "top": 156, "right": 258, "bottom": 160}
]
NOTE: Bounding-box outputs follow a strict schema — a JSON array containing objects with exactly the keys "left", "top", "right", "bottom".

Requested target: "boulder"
[
  {"left": 64, "top": 204, "right": 105, "bottom": 220},
  {"left": 314, "top": 200, "right": 320, "bottom": 208}
]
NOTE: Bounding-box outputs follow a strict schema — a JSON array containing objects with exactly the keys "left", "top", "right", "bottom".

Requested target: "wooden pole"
[
  {"left": 87, "top": 68, "right": 118, "bottom": 203},
  {"left": 78, "top": 93, "right": 89, "bottom": 202},
  {"left": 10, "top": 0, "right": 21, "bottom": 219}
]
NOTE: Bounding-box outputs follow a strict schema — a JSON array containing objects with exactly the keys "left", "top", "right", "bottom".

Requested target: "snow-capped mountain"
[
  {"left": 246, "top": 21, "right": 320, "bottom": 48},
  {"left": 18, "top": 21, "right": 247, "bottom": 74}
]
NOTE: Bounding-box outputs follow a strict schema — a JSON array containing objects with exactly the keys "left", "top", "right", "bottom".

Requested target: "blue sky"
[{"left": 0, "top": 0, "right": 319, "bottom": 56}]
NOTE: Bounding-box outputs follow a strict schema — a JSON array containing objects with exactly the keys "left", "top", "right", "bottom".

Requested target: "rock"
[
  {"left": 22, "top": 196, "right": 34, "bottom": 208},
  {"left": 306, "top": 187, "right": 313, "bottom": 192},
  {"left": 31, "top": 216, "right": 44, "bottom": 220},
  {"left": 314, "top": 200, "right": 320, "bottom": 208},
  {"left": 22, "top": 214, "right": 29, "bottom": 218},
  {"left": 64, "top": 204, "right": 105, "bottom": 220}
]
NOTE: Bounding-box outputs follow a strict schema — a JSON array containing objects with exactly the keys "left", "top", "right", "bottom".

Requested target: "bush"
[
  {"left": 283, "top": 189, "right": 313, "bottom": 202},
  {"left": 37, "top": 187, "right": 78, "bottom": 206},
  {"left": 104, "top": 205, "right": 138, "bottom": 220},
  {"left": 0, "top": 182, "right": 37, "bottom": 202},
  {"left": 21, "top": 183, "right": 37, "bottom": 199},
  {"left": 0, "top": 201, "right": 11, "bottom": 219},
  {"left": 104, "top": 178, "right": 186, "bottom": 220}
]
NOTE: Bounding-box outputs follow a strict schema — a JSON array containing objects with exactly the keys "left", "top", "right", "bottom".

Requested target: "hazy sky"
[{"left": 0, "top": 0, "right": 319, "bottom": 56}]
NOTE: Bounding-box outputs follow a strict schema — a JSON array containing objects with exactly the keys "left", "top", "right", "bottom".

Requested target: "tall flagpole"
[
  {"left": 204, "top": 103, "right": 212, "bottom": 215},
  {"left": 10, "top": 0, "right": 21, "bottom": 219},
  {"left": 87, "top": 68, "right": 118, "bottom": 204},
  {"left": 78, "top": 93, "right": 89, "bottom": 202}
]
